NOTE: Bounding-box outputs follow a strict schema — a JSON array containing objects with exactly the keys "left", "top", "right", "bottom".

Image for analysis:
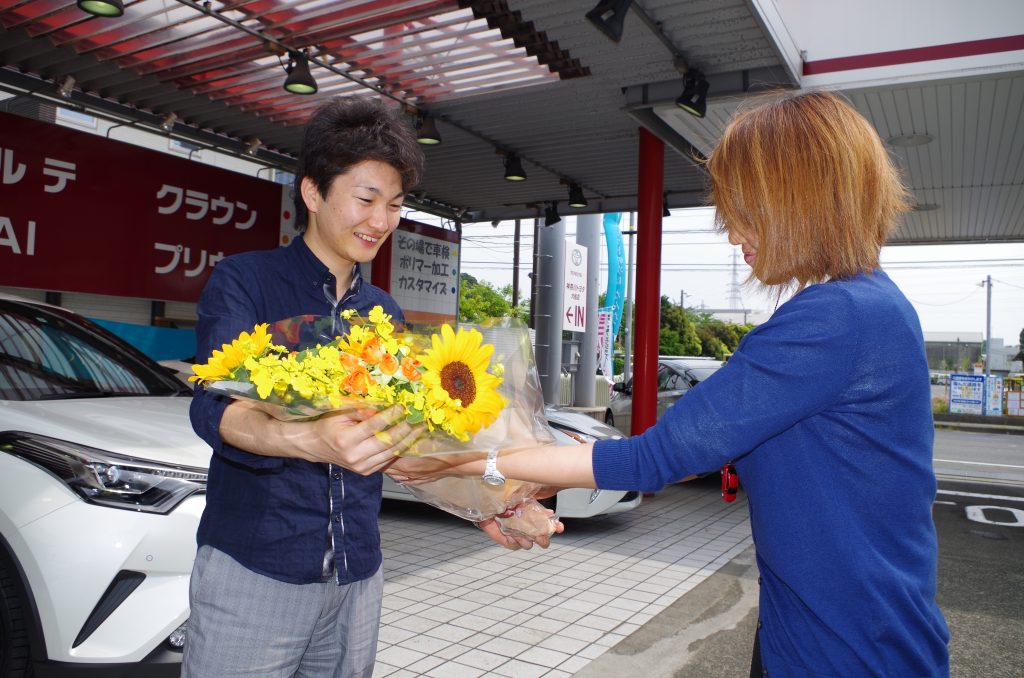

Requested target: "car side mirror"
[{"left": 612, "top": 382, "right": 629, "bottom": 394}]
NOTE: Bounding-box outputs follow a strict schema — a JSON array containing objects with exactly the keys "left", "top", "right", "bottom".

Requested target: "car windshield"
[
  {"left": 0, "top": 299, "right": 190, "bottom": 401},
  {"left": 689, "top": 366, "right": 720, "bottom": 382}
]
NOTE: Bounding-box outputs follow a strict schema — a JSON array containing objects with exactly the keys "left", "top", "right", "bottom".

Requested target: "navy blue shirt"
[
  {"left": 190, "top": 237, "right": 403, "bottom": 585},
  {"left": 594, "top": 271, "right": 949, "bottom": 676}
]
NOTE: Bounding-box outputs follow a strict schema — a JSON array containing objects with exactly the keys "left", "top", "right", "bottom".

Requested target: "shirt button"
[
  {"left": 762, "top": 669, "right": 768, "bottom": 676},
  {"left": 333, "top": 515, "right": 341, "bottom": 523},
  {"left": 333, "top": 471, "right": 341, "bottom": 480},
  {"left": 757, "top": 620, "right": 763, "bottom": 629}
]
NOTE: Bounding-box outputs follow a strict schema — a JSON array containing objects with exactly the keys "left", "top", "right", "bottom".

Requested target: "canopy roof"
[{"left": 2, "top": 0, "right": 1021, "bottom": 244}]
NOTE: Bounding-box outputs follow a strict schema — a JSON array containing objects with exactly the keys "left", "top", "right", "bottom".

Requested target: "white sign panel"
[
  {"left": 563, "top": 240, "right": 587, "bottom": 332},
  {"left": 390, "top": 228, "right": 459, "bottom": 326},
  {"left": 949, "top": 374, "right": 985, "bottom": 415},
  {"left": 596, "top": 308, "right": 614, "bottom": 378},
  {"left": 985, "top": 375, "right": 1004, "bottom": 416}
]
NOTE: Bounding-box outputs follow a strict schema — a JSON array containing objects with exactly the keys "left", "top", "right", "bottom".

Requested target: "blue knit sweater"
[{"left": 593, "top": 270, "right": 949, "bottom": 677}]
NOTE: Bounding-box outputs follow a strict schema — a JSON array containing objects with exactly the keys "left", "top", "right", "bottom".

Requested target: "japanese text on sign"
[
  {"left": 390, "top": 228, "right": 459, "bottom": 324},
  {"left": 563, "top": 240, "right": 587, "bottom": 332},
  {"left": 156, "top": 184, "right": 257, "bottom": 230}
]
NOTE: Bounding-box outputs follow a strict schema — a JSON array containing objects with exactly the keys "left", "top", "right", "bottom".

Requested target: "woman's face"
[{"left": 727, "top": 226, "right": 760, "bottom": 269}]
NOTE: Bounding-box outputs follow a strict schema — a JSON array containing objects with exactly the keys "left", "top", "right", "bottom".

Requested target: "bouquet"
[{"left": 191, "top": 307, "right": 559, "bottom": 539}]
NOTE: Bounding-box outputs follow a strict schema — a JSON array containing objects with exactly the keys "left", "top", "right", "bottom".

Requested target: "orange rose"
[
  {"left": 400, "top": 356, "right": 421, "bottom": 381},
  {"left": 338, "top": 352, "right": 360, "bottom": 370},
  {"left": 379, "top": 352, "right": 399, "bottom": 375},
  {"left": 341, "top": 364, "right": 371, "bottom": 395},
  {"left": 360, "top": 336, "right": 386, "bottom": 365}
]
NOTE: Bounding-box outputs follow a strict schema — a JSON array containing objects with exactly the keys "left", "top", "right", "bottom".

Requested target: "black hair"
[{"left": 293, "top": 97, "right": 425, "bottom": 231}]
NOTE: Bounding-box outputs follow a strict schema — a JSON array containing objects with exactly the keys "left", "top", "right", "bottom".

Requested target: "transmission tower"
[{"left": 726, "top": 250, "right": 744, "bottom": 309}]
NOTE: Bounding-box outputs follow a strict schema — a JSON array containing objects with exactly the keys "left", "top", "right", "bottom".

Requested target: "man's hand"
[{"left": 307, "top": 405, "right": 423, "bottom": 474}]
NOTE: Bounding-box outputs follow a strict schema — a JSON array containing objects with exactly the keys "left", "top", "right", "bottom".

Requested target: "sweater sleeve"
[{"left": 593, "top": 284, "right": 860, "bottom": 492}]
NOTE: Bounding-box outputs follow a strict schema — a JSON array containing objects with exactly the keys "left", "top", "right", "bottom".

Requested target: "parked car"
[
  {"left": 381, "top": 404, "right": 641, "bottom": 518},
  {"left": 605, "top": 357, "right": 724, "bottom": 435},
  {"left": 0, "top": 294, "right": 207, "bottom": 677}
]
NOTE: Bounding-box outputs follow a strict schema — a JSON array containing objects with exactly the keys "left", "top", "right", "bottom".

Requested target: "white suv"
[{"left": 0, "top": 294, "right": 209, "bottom": 676}]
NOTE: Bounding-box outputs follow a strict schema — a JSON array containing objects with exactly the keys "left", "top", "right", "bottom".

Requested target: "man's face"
[{"left": 301, "top": 159, "right": 405, "bottom": 267}]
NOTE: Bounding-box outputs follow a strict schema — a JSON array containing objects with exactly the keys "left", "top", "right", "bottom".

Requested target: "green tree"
[
  {"left": 458, "top": 273, "right": 515, "bottom": 322},
  {"left": 659, "top": 296, "right": 701, "bottom": 356}
]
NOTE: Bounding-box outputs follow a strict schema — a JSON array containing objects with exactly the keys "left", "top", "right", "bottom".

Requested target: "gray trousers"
[{"left": 181, "top": 546, "right": 383, "bottom": 678}]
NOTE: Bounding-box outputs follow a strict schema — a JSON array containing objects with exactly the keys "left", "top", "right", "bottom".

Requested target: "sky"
[{"left": 426, "top": 207, "right": 1023, "bottom": 348}]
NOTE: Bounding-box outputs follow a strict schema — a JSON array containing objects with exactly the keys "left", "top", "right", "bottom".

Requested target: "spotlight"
[
  {"left": 567, "top": 183, "right": 588, "bottom": 208},
  {"left": 504, "top": 154, "right": 527, "bottom": 182},
  {"left": 544, "top": 202, "right": 561, "bottom": 226},
  {"left": 77, "top": 0, "right": 124, "bottom": 17},
  {"left": 283, "top": 51, "right": 317, "bottom": 95},
  {"left": 56, "top": 75, "right": 76, "bottom": 99},
  {"left": 159, "top": 112, "right": 178, "bottom": 132},
  {"left": 585, "top": 0, "right": 633, "bottom": 43},
  {"left": 245, "top": 138, "right": 263, "bottom": 155},
  {"left": 415, "top": 113, "right": 442, "bottom": 145},
  {"left": 676, "top": 69, "right": 709, "bottom": 118}
]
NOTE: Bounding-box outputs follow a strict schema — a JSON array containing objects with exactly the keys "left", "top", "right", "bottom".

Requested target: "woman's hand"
[{"left": 476, "top": 506, "right": 565, "bottom": 550}]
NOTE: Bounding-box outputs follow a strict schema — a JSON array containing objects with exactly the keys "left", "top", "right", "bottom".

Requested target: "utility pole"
[{"left": 985, "top": 275, "right": 992, "bottom": 380}]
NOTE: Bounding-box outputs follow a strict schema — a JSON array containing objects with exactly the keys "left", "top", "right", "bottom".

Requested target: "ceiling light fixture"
[
  {"left": 416, "top": 113, "right": 442, "bottom": 145},
  {"left": 77, "top": 0, "right": 124, "bottom": 17},
  {"left": 157, "top": 111, "right": 178, "bottom": 131},
  {"left": 283, "top": 50, "right": 317, "bottom": 95},
  {"left": 544, "top": 202, "right": 562, "bottom": 226},
  {"left": 676, "top": 69, "right": 709, "bottom": 118},
  {"left": 585, "top": 0, "right": 634, "bottom": 43},
  {"left": 159, "top": 112, "right": 178, "bottom": 132},
  {"left": 56, "top": 75, "right": 76, "bottom": 99},
  {"left": 504, "top": 154, "right": 527, "bottom": 182},
  {"left": 567, "top": 183, "right": 588, "bottom": 208}
]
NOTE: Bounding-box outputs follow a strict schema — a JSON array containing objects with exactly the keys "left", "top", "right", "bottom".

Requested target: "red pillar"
[
  {"left": 371, "top": 227, "right": 394, "bottom": 293},
  {"left": 631, "top": 128, "right": 664, "bottom": 436}
]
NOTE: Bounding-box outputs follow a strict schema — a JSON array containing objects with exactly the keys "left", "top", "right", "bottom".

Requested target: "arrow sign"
[{"left": 562, "top": 240, "right": 587, "bottom": 332}]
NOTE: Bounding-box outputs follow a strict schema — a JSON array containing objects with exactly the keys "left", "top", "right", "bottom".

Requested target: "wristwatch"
[{"left": 482, "top": 449, "right": 506, "bottom": 486}]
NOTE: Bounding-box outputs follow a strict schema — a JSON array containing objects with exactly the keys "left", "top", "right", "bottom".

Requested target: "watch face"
[{"left": 482, "top": 474, "right": 505, "bottom": 486}]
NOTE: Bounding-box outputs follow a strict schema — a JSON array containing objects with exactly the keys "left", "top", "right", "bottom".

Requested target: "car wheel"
[
  {"left": 604, "top": 411, "right": 615, "bottom": 427},
  {"left": 0, "top": 556, "right": 33, "bottom": 677}
]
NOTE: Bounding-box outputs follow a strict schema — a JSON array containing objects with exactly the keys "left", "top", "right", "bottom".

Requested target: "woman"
[{"left": 390, "top": 91, "right": 950, "bottom": 677}]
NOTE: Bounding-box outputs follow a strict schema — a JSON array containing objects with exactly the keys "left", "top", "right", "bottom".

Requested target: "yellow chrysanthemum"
[
  {"left": 419, "top": 325, "right": 506, "bottom": 440},
  {"left": 191, "top": 323, "right": 275, "bottom": 383}
]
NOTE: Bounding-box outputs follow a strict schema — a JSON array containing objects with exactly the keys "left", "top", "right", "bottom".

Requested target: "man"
[{"left": 184, "top": 97, "right": 542, "bottom": 678}]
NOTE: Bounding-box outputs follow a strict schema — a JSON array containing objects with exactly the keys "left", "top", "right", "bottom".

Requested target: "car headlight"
[{"left": 0, "top": 431, "right": 206, "bottom": 514}]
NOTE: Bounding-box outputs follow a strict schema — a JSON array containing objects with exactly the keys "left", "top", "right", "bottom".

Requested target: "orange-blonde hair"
[{"left": 705, "top": 90, "right": 910, "bottom": 289}]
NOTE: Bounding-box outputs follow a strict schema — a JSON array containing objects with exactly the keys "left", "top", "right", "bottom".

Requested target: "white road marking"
[
  {"left": 934, "top": 458, "right": 1024, "bottom": 470},
  {"left": 937, "top": 489, "right": 1024, "bottom": 503}
]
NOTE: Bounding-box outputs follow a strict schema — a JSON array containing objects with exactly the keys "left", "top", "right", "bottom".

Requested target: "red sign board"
[{"left": 0, "top": 111, "right": 282, "bottom": 302}]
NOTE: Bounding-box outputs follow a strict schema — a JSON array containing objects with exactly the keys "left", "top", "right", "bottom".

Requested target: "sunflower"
[
  {"left": 419, "top": 324, "right": 506, "bottom": 440},
  {"left": 191, "top": 323, "right": 276, "bottom": 383}
]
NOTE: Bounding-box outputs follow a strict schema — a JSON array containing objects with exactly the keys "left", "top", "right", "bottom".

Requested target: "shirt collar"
[{"left": 286, "top": 235, "right": 364, "bottom": 297}]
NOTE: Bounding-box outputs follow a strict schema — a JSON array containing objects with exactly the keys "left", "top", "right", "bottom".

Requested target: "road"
[{"left": 933, "top": 428, "right": 1024, "bottom": 484}]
